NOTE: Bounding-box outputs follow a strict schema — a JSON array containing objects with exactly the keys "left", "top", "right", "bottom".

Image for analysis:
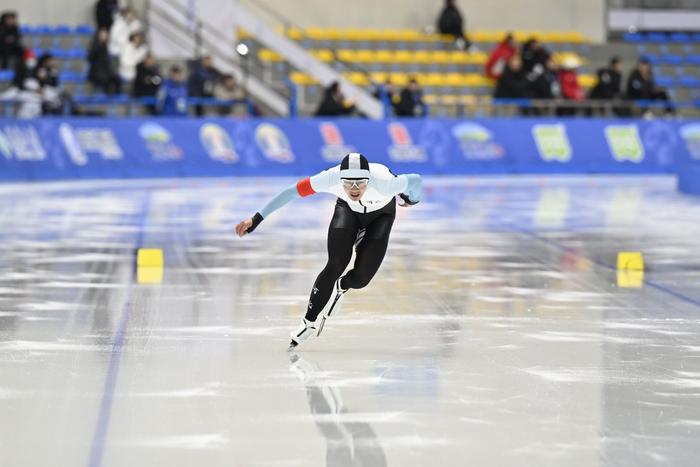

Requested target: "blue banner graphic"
[{"left": 0, "top": 117, "right": 698, "bottom": 181}]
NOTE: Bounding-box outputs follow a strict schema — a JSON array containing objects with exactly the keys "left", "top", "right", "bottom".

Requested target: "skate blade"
[
  {"left": 287, "top": 340, "right": 299, "bottom": 352},
  {"left": 317, "top": 316, "right": 326, "bottom": 336}
]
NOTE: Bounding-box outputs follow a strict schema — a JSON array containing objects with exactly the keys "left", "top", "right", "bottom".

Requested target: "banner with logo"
[{"left": 0, "top": 117, "right": 698, "bottom": 181}]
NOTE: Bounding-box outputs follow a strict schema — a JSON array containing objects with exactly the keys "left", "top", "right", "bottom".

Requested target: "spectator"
[
  {"left": 372, "top": 79, "right": 399, "bottom": 116},
  {"left": 0, "top": 12, "right": 22, "bottom": 69},
  {"left": 118, "top": 32, "right": 147, "bottom": 85},
  {"left": 88, "top": 28, "right": 120, "bottom": 95},
  {"left": 188, "top": 55, "right": 221, "bottom": 116},
  {"left": 521, "top": 38, "right": 549, "bottom": 75},
  {"left": 108, "top": 7, "right": 141, "bottom": 57},
  {"left": 485, "top": 33, "right": 517, "bottom": 80},
  {"left": 494, "top": 54, "right": 530, "bottom": 99},
  {"left": 529, "top": 56, "right": 560, "bottom": 104},
  {"left": 11, "top": 47, "right": 36, "bottom": 89},
  {"left": 33, "top": 53, "right": 59, "bottom": 88},
  {"left": 213, "top": 74, "right": 246, "bottom": 116},
  {"left": 133, "top": 53, "right": 161, "bottom": 96},
  {"left": 437, "top": 0, "right": 471, "bottom": 50},
  {"left": 95, "top": 0, "right": 119, "bottom": 32},
  {"left": 558, "top": 56, "right": 584, "bottom": 116},
  {"left": 589, "top": 56, "right": 623, "bottom": 100},
  {"left": 16, "top": 77, "right": 42, "bottom": 119},
  {"left": 626, "top": 56, "right": 674, "bottom": 116},
  {"left": 395, "top": 78, "right": 426, "bottom": 117},
  {"left": 158, "top": 65, "right": 188, "bottom": 116},
  {"left": 133, "top": 53, "right": 161, "bottom": 114},
  {"left": 315, "top": 81, "right": 355, "bottom": 117}
]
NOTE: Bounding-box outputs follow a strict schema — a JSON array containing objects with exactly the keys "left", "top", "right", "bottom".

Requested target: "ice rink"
[{"left": 1, "top": 175, "right": 700, "bottom": 467}]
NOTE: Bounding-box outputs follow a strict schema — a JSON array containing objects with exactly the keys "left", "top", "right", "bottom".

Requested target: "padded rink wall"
[
  {"left": 676, "top": 123, "right": 700, "bottom": 196},
  {"left": 0, "top": 118, "right": 699, "bottom": 190}
]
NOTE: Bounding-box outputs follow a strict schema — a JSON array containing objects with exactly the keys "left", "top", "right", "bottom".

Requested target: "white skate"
[{"left": 288, "top": 318, "right": 318, "bottom": 351}]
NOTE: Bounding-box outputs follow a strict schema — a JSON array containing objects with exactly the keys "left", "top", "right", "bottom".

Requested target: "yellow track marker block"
[
  {"left": 137, "top": 248, "right": 163, "bottom": 267},
  {"left": 617, "top": 269, "right": 644, "bottom": 288},
  {"left": 137, "top": 248, "right": 163, "bottom": 284},
  {"left": 617, "top": 252, "right": 644, "bottom": 271}
]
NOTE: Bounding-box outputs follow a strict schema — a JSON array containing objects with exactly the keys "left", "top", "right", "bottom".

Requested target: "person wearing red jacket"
[
  {"left": 558, "top": 57, "right": 584, "bottom": 115},
  {"left": 485, "top": 33, "right": 517, "bottom": 80}
]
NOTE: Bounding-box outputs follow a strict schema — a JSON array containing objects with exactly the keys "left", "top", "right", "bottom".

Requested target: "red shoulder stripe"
[{"left": 296, "top": 177, "right": 316, "bottom": 197}]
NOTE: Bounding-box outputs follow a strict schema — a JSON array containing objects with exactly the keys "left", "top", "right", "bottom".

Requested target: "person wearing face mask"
[{"left": 235, "top": 153, "right": 422, "bottom": 350}]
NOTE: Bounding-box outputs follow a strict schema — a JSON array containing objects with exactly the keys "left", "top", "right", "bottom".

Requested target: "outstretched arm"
[
  {"left": 236, "top": 176, "right": 325, "bottom": 237},
  {"left": 400, "top": 174, "right": 422, "bottom": 205},
  {"left": 375, "top": 173, "right": 422, "bottom": 206}
]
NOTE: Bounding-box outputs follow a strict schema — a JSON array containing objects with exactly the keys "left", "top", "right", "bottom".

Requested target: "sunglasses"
[{"left": 341, "top": 178, "right": 369, "bottom": 189}]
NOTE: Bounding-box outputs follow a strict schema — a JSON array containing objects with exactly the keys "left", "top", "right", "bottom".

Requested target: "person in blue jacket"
[
  {"left": 235, "top": 153, "right": 422, "bottom": 350},
  {"left": 158, "top": 65, "right": 188, "bottom": 116}
]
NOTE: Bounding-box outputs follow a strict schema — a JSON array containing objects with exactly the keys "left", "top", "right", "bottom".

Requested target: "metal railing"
[
  {"left": 609, "top": 0, "right": 700, "bottom": 9},
  {"left": 0, "top": 97, "right": 254, "bottom": 118}
]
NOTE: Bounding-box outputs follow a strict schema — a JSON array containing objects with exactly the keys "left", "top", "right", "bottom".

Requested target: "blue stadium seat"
[
  {"left": 669, "top": 32, "right": 690, "bottom": 43},
  {"left": 694, "top": 98, "right": 700, "bottom": 108},
  {"left": 645, "top": 32, "right": 668, "bottom": 43},
  {"left": 53, "top": 24, "right": 71, "bottom": 35},
  {"left": 678, "top": 76, "right": 700, "bottom": 88},
  {"left": 643, "top": 54, "right": 660, "bottom": 64},
  {"left": 656, "top": 76, "right": 676, "bottom": 87},
  {"left": 624, "top": 32, "right": 644, "bottom": 43},
  {"left": 66, "top": 48, "right": 87, "bottom": 59},
  {"left": 692, "top": 32, "right": 700, "bottom": 43},
  {"left": 74, "top": 24, "right": 95, "bottom": 36},
  {"left": 661, "top": 54, "right": 683, "bottom": 66},
  {"left": 687, "top": 55, "right": 700, "bottom": 66},
  {"left": 32, "top": 25, "right": 53, "bottom": 35},
  {"left": 0, "top": 70, "right": 14, "bottom": 81},
  {"left": 50, "top": 48, "right": 67, "bottom": 59},
  {"left": 59, "top": 71, "right": 87, "bottom": 83}
]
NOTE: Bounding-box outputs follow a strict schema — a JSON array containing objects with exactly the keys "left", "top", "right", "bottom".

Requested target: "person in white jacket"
[
  {"left": 118, "top": 32, "right": 148, "bottom": 84},
  {"left": 108, "top": 8, "right": 142, "bottom": 57}
]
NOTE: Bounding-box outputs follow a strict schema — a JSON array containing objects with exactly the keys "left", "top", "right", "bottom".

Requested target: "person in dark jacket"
[
  {"left": 158, "top": 65, "right": 188, "bottom": 116},
  {"left": 529, "top": 56, "right": 560, "bottom": 100},
  {"left": 187, "top": 55, "right": 220, "bottom": 116},
  {"left": 437, "top": 0, "right": 471, "bottom": 50},
  {"left": 626, "top": 57, "right": 674, "bottom": 115},
  {"left": 494, "top": 55, "right": 530, "bottom": 99},
  {"left": 590, "top": 56, "right": 623, "bottom": 100},
  {"left": 395, "top": 79, "right": 426, "bottom": 117},
  {"left": 133, "top": 53, "right": 161, "bottom": 114},
  {"left": 315, "top": 81, "right": 356, "bottom": 117},
  {"left": 0, "top": 12, "right": 23, "bottom": 69},
  {"left": 11, "top": 47, "right": 35, "bottom": 89},
  {"left": 33, "top": 53, "right": 59, "bottom": 88},
  {"left": 521, "top": 38, "right": 549, "bottom": 75},
  {"left": 88, "top": 28, "right": 120, "bottom": 95},
  {"left": 95, "top": 0, "right": 119, "bottom": 31}
]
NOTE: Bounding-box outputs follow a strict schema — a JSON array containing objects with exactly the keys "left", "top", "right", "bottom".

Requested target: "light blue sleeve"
[
  {"left": 259, "top": 185, "right": 301, "bottom": 218},
  {"left": 403, "top": 174, "right": 422, "bottom": 202}
]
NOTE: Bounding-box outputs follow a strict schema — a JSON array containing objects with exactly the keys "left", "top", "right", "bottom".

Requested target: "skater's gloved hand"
[
  {"left": 235, "top": 219, "right": 253, "bottom": 237},
  {"left": 398, "top": 193, "right": 419, "bottom": 207},
  {"left": 236, "top": 212, "right": 264, "bottom": 237}
]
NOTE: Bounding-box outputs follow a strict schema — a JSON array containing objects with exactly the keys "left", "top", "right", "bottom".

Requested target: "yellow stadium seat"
[
  {"left": 375, "top": 50, "right": 393, "bottom": 62},
  {"left": 258, "top": 49, "right": 281, "bottom": 62},
  {"left": 290, "top": 72, "right": 318, "bottom": 86},
  {"left": 313, "top": 49, "right": 334, "bottom": 62},
  {"left": 336, "top": 50, "right": 356, "bottom": 62},
  {"left": 444, "top": 73, "right": 465, "bottom": 86},
  {"left": 393, "top": 50, "right": 413, "bottom": 63},
  {"left": 578, "top": 74, "right": 596, "bottom": 88},
  {"left": 432, "top": 51, "right": 451, "bottom": 64}
]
